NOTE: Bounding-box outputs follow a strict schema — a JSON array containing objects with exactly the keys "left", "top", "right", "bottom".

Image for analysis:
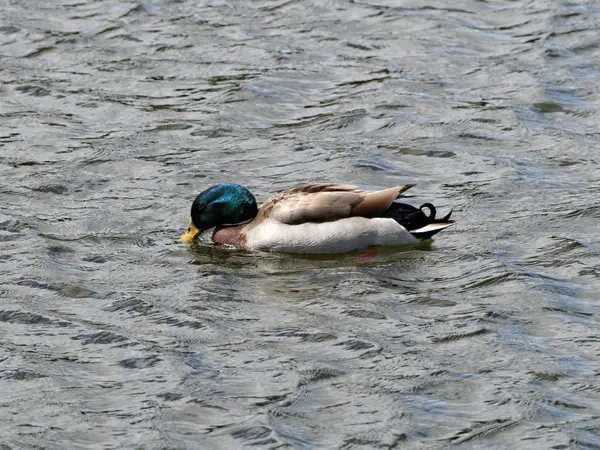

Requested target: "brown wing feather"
[
  {"left": 350, "top": 185, "right": 415, "bottom": 217},
  {"left": 285, "top": 183, "right": 358, "bottom": 194},
  {"left": 256, "top": 183, "right": 415, "bottom": 225}
]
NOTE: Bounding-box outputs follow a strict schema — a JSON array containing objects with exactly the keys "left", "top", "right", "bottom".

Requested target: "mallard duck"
[{"left": 179, "top": 183, "right": 453, "bottom": 253}]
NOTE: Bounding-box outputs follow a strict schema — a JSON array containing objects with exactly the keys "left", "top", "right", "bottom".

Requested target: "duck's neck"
[{"left": 212, "top": 225, "right": 246, "bottom": 248}]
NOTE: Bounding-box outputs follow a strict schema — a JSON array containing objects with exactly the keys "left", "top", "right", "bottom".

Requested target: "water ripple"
[{"left": 1, "top": 0, "right": 600, "bottom": 447}]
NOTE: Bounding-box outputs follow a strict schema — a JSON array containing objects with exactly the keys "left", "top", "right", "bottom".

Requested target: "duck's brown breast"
[{"left": 212, "top": 225, "right": 246, "bottom": 248}]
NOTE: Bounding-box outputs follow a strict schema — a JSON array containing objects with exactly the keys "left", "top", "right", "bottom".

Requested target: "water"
[{"left": 1, "top": 0, "right": 600, "bottom": 448}]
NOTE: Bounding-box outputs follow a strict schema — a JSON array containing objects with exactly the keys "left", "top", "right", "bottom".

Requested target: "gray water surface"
[{"left": 1, "top": 0, "right": 600, "bottom": 448}]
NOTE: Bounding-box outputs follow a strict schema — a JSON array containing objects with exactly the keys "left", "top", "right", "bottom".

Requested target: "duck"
[{"left": 179, "top": 183, "right": 454, "bottom": 253}]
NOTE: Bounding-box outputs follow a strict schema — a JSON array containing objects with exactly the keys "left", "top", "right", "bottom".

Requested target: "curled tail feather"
[{"left": 382, "top": 202, "right": 454, "bottom": 240}]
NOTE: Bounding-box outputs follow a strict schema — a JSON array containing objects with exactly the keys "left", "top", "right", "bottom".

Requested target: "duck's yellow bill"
[{"left": 179, "top": 218, "right": 200, "bottom": 243}]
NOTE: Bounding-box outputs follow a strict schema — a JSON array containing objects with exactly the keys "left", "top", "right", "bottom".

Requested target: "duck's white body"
[{"left": 245, "top": 217, "right": 420, "bottom": 253}]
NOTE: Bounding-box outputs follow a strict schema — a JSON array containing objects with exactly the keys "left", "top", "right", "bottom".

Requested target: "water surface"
[{"left": 1, "top": 0, "right": 600, "bottom": 448}]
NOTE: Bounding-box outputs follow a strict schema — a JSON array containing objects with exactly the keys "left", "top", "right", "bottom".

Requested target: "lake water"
[{"left": 1, "top": 0, "right": 600, "bottom": 448}]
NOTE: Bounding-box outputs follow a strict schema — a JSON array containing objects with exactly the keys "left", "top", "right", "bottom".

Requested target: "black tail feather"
[
  {"left": 439, "top": 209, "right": 453, "bottom": 222},
  {"left": 382, "top": 201, "right": 454, "bottom": 240},
  {"left": 381, "top": 202, "right": 431, "bottom": 230}
]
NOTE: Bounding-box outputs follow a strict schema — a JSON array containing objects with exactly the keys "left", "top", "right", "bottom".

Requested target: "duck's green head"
[{"left": 179, "top": 184, "right": 258, "bottom": 243}]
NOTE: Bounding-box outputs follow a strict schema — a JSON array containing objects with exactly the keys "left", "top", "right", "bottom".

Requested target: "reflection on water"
[{"left": 1, "top": 0, "right": 600, "bottom": 448}]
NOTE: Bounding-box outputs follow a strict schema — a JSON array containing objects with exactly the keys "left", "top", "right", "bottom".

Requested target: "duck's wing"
[{"left": 256, "top": 183, "right": 415, "bottom": 225}]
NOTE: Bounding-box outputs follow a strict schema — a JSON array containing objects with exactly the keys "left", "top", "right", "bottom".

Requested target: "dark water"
[{"left": 2, "top": 0, "right": 600, "bottom": 448}]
